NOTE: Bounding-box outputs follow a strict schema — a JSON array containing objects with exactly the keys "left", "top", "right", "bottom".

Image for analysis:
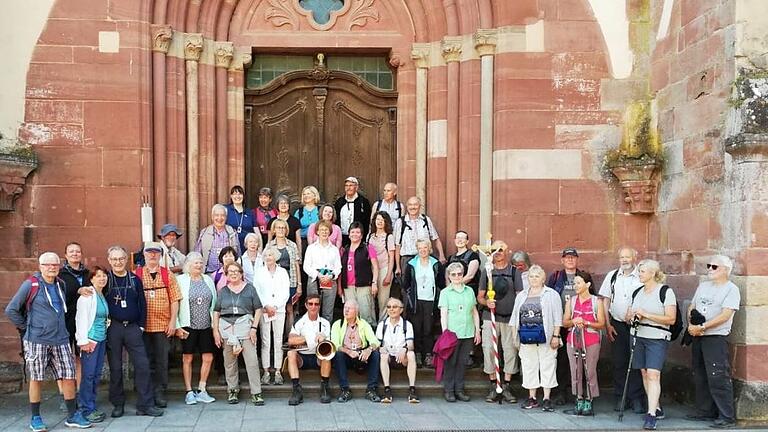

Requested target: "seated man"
[
  {"left": 331, "top": 299, "right": 381, "bottom": 402},
  {"left": 376, "top": 298, "right": 419, "bottom": 404},
  {"left": 286, "top": 294, "right": 332, "bottom": 405}
]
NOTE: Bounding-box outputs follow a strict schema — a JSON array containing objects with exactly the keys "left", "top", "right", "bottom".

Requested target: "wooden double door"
[{"left": 245, "top": 67, "right": 398, "bottom": 206}]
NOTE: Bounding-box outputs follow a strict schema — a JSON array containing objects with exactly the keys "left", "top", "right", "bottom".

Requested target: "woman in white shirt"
[
  {"left": 254, "top": 247, "right": 290, "bottom": 385},
  {"left": 303, "top": 220, "right": 342, "bottom": 322},
  {"left": 239, "top": 233, "right": 264, "bottom": 284}
]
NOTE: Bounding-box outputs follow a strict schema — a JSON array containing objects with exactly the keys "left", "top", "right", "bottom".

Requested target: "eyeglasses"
[
  {"left": 706, "top": 264, "right": 719, "bottom": 270},
  {"left": 40, "top": 263, "right": 60, "bottom": 268},
  {"left": 306, "top": 302, "right": 320, "bottom": 307},
  {"left": 109, "top": 257, "right": 127, "bottom": 262},
  {"left": 449, "top": 272, "right": 463, "bottom": 277},
  {"left": 227, "top": 270, "right": 242, "bottom": 274},
  {"left": 386, "top": 305, "right": 401, "bottom": 309}
]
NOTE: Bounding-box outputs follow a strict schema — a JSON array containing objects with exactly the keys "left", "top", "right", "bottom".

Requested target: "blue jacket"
[{"left": 5, "top": 272, "right": 70, "bottom": 345}]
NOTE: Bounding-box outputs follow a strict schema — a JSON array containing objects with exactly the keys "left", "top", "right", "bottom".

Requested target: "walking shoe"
[
  {"left": 643, "top": 413, "right": 658, "bottom": 430},
  {"left": 365, "top": 388, "right": 381, "bottom": 402},
  {"left": 337, "top": 388, "right": 352, "bottom": 403},
  {"left": 581, "top": 399, "right": 594, "bottom": 416},
  {"left": 227, "top": 389, "right": 239, "bottom": 404},
  {"left": 110, "top": 405, "right": 124, "bottom": 418},
  {"left": 655, "top": 407, "right": 665, "bottom": 420},
  {"left": 408, "top": 388, "right": 420, "bottom": 404},
  {"left": 154, "top": 391, "right": 168, "bottom": 408},
  {"left": 485, "top": 382, "right": 500, "bottom": 402},
  {"left": 381, "top": 387, "right": 393, "bottom": 404},
  {"left": 29, "top": 415, "right": 47, "bottom": 432},
  {"left": 521, "top": 397, "right": 539, "bottom": 410},
  {"left": 274, "top": 371, "right": 284, "bottom": 385},
  {"left": 136, "top": 406, "right": 164, "bottom": 417},
  {"left": 502, "top": 383, "right": 517, "bottom": 403},
  {"left": 261, "top": 370, "right": 272, "bottom": 385},
  {"left": 250, "top": 393, "right": 265, "bottom": 406},
  {"left": 289, "top": 385, "right": 304, "bottom": 406},
  {"left": 444, "top": 392, "right": 457, "bottom": 403},
  {"left": 195, "top": 390, "right": 215, "bottom": 404},
  {"left": 424, "top": 353, "right": 434, "bottom": 368},
  {"left": 541, "top": 399, "right": 554, "bottom": 412},
  {"left": 710, "top": 418, "right": 736, "bottom": 429},
  {"left": 455, "top": 391, "right": 471, "bottom": 402},
  {"left": 415, "top": 353, "right": 423, "bottom": 368},
  {"left": 185, "top": 390, "right": 197, "bottom": 405},
  {"left": 64, "top": 410, "right": 92, "bottom": 428},
  {"left": 84, "top": 411, "right": 106, "bottom": 423},
  {"left": 686, "top": 413, "right": 717, "bottom": 422},
  {"left": 567, "top": 398, "right": 584, "bottom": 416},
  {"left": 320, "top": 381, "right": 332, "bottom": 404}
]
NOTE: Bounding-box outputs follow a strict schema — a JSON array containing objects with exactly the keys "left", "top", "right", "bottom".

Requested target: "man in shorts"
[
  {"left": 376, "top": 297, "right": 419, "bottom": 403},
  {"left": 286, "top": 294, "right": 333, "bottom": 405},
  {"left": 5, "top": 252, "right": 91, "bottom": 430}
]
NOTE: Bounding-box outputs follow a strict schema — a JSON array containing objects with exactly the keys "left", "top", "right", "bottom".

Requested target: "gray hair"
[
  {"left": 244, "top": 233, "right": 263, "bottom": 251},
  {"left": 710, "top": 255, "right": 733, "bottom": 275},
  {"left": 344, "top": 298, "right": 359, "bottom": 310},
  {"left": 183, "top": 251, "right": 204, "bottom": 275},
  {"left": 107, "top": 245, "right": 128, "bottom": 258},
  {"left": 446, "top": 262, "right": 464, "bottom": 276},
  {"left": 511, "top": 250, "right": 531, "bottom": 267},
  {"left": 618, "top": 246, "right": 638, "bottom": 258},
  {"left": 638, "top": 259, "right": 666, "bottom": 283},
  {"left": 262, "top": 246, "right": 280, "bottom": 261},
  {"left": 415, "top": 238, "right": 432, "bottom": 252},
  {"left": 211, "top": 203, "right": 228, "bottom": 217},
  {"left": 527, "top": 264, "right": 546, "bottom": 281},
  {"left": 386, "top": 297, "right": 404, "bottom": 308},
  {"left": 38, "top": 252, "right": 61, "bottom": 265}
]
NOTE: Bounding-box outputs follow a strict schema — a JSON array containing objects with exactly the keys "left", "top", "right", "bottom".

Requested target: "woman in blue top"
[
  {"left": 294, "top": 186, "right": 320, "bottom": 249},
  {"left": 225, "top": 185, "right": 258, "bottom": 252},
  {"left": 75, "top": 265, "right": 110, "bottom": 423}
]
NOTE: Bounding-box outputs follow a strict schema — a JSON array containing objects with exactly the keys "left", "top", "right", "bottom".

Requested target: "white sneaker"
[
  {"left": 195, "top": 390, "right": 215, "bottom": 404},
  {"left": 274, "top": 371, "right": 284, "bottom": 385},
  {"left": 185, "top": 391, "right": 197, "bottom": 405},
  {"left": 261, "top": 371, "right": 272, "bottom": 385}
]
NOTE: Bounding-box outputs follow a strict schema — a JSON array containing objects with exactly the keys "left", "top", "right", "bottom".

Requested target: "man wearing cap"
[
  {"left": 158, "top": 224, "right": 186, "bottom": 274},
  {"left": 546, "top": 247, "right": 582, "bottom": 405},
  {"left": 334, "top": 176, "right": 372, "bottom": 246},
  {"left": 135, "top": 241, "right": 183, "bottom": 408}
]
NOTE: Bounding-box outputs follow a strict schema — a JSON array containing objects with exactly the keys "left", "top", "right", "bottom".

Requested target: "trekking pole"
[
  {"left": 580, "top": 325, "right": 593, "bottom": 415},
  {"left": 618, "top": 318, "right": 639, "bottom": 422}
]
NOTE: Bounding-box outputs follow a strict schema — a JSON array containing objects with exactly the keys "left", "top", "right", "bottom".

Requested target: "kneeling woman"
[
  {"left": 562, "top": 271, "right": 604, "bottom": 415},
  {"left": 76, "top": 266, "right": 110, "bottom": 423}
]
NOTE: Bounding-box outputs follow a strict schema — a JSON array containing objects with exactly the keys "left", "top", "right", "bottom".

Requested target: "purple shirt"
[{"left": 206, "top": 229, "right": 230, "bottom": 274}]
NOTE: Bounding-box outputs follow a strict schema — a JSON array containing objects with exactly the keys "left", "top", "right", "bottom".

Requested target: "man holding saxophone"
[{"left": 286, "top": 294, "right": 332, "bottom": 405}]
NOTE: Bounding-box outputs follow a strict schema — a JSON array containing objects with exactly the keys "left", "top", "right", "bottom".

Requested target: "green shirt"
[
  {"left": 330, "top": 317, "right": 379, "bottom": 349},
  {"left": 438, "top": 284, "right": 477, "bottom": 339}
]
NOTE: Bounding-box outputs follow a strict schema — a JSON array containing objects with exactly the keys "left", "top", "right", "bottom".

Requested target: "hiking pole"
[
  {"left": 618, "top": 317, "right": 639, "bottom": 422},
  {"left": 473, "top": 238, "right": 505, "bottom": 403},
  {"left": 580, "top": 326, "right": 593, "bottom": 416}
]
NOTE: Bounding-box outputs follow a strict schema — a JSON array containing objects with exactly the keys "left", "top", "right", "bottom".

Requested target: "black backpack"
[{"left": 631, "top": 285, "right": 684, "bottom": 341}]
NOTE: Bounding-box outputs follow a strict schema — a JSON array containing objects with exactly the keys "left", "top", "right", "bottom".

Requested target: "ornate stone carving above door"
[{"left": 263, "top": 0, "right": 379, "bottom": 31}]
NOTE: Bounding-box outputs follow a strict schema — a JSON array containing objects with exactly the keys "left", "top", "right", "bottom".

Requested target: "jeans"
[
  {"left": 334, "top": 349, "right": 380, "bottom": 390},
  {"left": 143, "top": 332, "right": 170, "bottom": 394},
  {"left": 78, "top": 340, "right": 106, "bottom": 414},
  {"left": 107, "top": 322, "right": 154, "bottom": 410}
]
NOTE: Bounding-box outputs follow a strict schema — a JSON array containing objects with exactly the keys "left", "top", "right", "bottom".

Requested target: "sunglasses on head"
[{"left": 706, "top": 264, "right": 719, "bottom": 270}]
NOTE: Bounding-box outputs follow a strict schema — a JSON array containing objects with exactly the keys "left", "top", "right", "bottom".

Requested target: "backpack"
[
  {"left": 379, "top": 318, "right": 409, "bottom": 346},
  {"left": 373, "top": 200, "right": 403, "bottom": 220},
  {"left": 631, "top": 285, "right": 684, "bottom": 341},
  {"left": 398, "top": 214, "right": 429, "bottom": 241},
  {"left": 609, "top": 268, "right": 619, "bottom": 300},
  {"left": 20, "top": 275, "right": 66, "bottom": 322}
]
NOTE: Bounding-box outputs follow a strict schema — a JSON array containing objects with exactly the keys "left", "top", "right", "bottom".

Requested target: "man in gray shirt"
[{"left": 686, "top": 255, "right": 740, "bottom": 429}]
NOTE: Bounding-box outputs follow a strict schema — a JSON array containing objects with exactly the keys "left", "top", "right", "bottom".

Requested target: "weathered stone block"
[
  {"left": 731, "top": 306, "right": 768, "bottom": 345},
  {"left": 668, "top": 208, "right": 710, "bottom": 250},
  {"left": 30, "top": 45, "right": 73, "bottom": 63},
  {"left": 34, "top": 147, "right": 101, "bottom": 186},
  {"left": 84, "top": 101, "right": 141, "bottom": 148},
  {"left": 494, "top": 179, "right": 559, "bottom": 214},
  {"left": 551, "top": 214, "right": 611, "bottom": 252},
  {"left": 600, "top": 79, "right": 648, "bottom": 111},
  {"left": 25, "top": 100, "right": 83, "bottom": 124},
  {"left": 30, "top": 187, "right": 86, "bottom": 227},
  {"left": 734, "top": 378, "right": 768, "bottom": 421},
  {"left": 38, "top": 19, "right": 116, "bottom": 46}
]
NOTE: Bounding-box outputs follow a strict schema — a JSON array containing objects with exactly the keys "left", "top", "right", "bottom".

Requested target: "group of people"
[{"left": 4, "top": 177, "right": 740, "bottom": 431}]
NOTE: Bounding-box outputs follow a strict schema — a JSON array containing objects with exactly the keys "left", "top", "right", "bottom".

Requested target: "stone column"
[
  {"left": 474, "top": 29, "right": 497, "bottom": 238},
  {"left": 184, "top": 33, "right": 203, "bottom": 240},
  {"left": 214, "top": 41, "right": 233, "bottom": 204},
  {"left": 411, "top": 44, "right": 430, "bottom": 208},
  {"left": 151, "top": 24, "right": 172, "bottom": 229},
  {"left": 442, "top": 36, "right": 462, "bottom": 240},
  {"left": 227, "top": 49, "right": 251, "bottom": 189}
]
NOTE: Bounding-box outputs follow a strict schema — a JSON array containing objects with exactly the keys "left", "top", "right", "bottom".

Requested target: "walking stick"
[
  {"left": 580, "top": 326, "right": 593, "bottom": 415},
  {"left": 618, "top": 318, "right": 639, "bottom": 422}
]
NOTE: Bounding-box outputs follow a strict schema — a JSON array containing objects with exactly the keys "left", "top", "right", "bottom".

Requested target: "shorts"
[
  {"left": 23, "top": 340, "right": 76, "bottom": 381},
  {"left": 387, "top": 354, "right": 407, "bottom": 370},
  {"left": 181, "top": 327, "right": 216, "bottom": 354},
  {"left": 298, "top": 352, "right": 319, "bottom": 369},
  {"left": 632, "top": 336, "right": 669, "bottom": 371}
]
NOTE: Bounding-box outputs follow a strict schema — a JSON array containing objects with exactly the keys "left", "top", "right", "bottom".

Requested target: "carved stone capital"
[
  {"left": 241, "top": 51, "right": 253, "bottom": 69},
  {"left": 0, "top": 155, "right": 37, "bottom": 211},
  {"left": 411, "top": 43, "right": 430, "bottom": 69},
  {"left": 473, "top": 28, "right": 497, "bottom": 56},
  {"left": 184, "top": 33, "right": 204, "bottom": 62},
  {"left": 441, "top": 36, "right": 463, "bottom": 63},
  {"left": 214, "top": 41, "right": 234, "bottom": 68},
  {"left": 151, "top": 24, "right": 173, "bottom": 54}
]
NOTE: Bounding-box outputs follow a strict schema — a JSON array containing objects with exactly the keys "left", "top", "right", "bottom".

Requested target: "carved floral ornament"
[
  {"left": 474, "top": 29, "right": 497, "bottom": 56},
  {"left": 151, "top": 24, "right": 173, "bottom": 54},
  {"left": 265, "top": 0, "right": 379, "bottom": 31},
  {"left": 184, "top": 33, "right": 204, "bottom": 61},
  {"left": 441, "top": 36, "right": 463, "bottom": 63},
  {"left": 214, "top": 41, "right": 234, "bottom": 68}
]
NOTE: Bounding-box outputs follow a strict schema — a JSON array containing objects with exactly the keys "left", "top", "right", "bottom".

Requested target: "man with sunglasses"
[
  {"left": 286, "top": 294, "right": 332, "bottom": 405},
  {"left": 376, "top": 298, "right": 419, "bottom": 403}
]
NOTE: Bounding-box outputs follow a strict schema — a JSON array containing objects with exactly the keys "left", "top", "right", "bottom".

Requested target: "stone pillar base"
[{"left": 734, "top": 379, "right": 768, "bottom": 421}]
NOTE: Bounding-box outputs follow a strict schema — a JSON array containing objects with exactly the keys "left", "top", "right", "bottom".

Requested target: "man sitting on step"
[
  {"left": 331, "top": 298, "right": 381, "bottom": 403},
  {"left": 376, "top": 297, "right": 419, "bottom": 404},
  {"left": 286, "top": 294, "right": 332, "bottom": 405}
]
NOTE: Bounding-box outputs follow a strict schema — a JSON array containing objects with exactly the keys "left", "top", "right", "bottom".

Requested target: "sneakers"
[
  {"left": 29, "top": 415, "right": 47, "bottom": 432},
  {"left": 64, "top": 410, "right": 92, "bottom": 428},
  {"left": 154, "top": 391, "right": 168, "bottom": 408},
  {"left": 337, "top": 388, "right": 352, "bottom": 403},
  {"left": 84, "top": 411, "right": 106, "bottom": 424},
  {"left": 320, "top": 381, "right": 332, "bottom": 404},
  {"left": 501, "top": 384, "right": 517, "bottom": 403},
  {"left": 455, "top": 391, "right": 471, "bottom": 402},
  {"left": 381, "top": 387, "right": 393, "bottom": 404},
  {"left": 643, "top": 413, "right": 658, "bottom": 430},
  {"left": 365, "top": 388, "right": 381, "bottom": 402},
  {"left": 136, "top": 406, "right": 164, "bottom": 417},
  {"left": 485, "top": 382, "right": 500, "bottom": 402},
  {"left": 274, "top": 372, "right": 284, "bottom": 385},
  {"left": 541, "top": 399, "right": 554, "bottom": 412},
  {"left": 250, "top": 393, "right": 265, "bottom": 406},
  {"left": 424, "top": 353, "right": 434, "bottom": 368},
  {"left": 656, "top": 407, "right": 666, "bottom": 420},
  {"left": 711, "top": 418, "right": 736, "bottom": 429},
  {"left": 110, "top": 405, "right": 124, "bottom": 418},
  {"left": 444, "top": 392, "right": 457, "bottom": 403},
  {"left": 195, "top": 390, "right": 215, "bottom": 404},
  {"left": 261, "top": 371, "right": 273, "bottom": 385},
  {"left": 289, "top": 385, "right": 304, "bottom": 406},
  {"left": 521, "top": 397, "right": 539, "bottom": 410},
  {"left": 581, "top": 399, "right": 593, "bottom": 416},
  {"left": 227, "top": 389, "right": 240, "bottom": 404},
  {"left": 185, "top": 390, "right": 197, "bottom": 405},
  {"left": 408, "top": 388, "right": 420, "bottom": 404}
]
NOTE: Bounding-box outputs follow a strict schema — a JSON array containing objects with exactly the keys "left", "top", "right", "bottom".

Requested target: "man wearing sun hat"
[
  {"left": 334, "top": 176, "right": 372, "bottom": 245},
  {"left": 158, "top": 223, "right": 186, "bottom": 274}
]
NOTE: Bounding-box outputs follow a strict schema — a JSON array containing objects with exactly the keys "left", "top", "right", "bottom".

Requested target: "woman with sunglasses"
[{"left": 438, "top": 262, "right": 481, "bottom": 402}]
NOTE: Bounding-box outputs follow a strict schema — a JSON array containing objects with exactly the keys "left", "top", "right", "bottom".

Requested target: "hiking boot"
[
  {"left": 136, "top": 406, "right": 164, "bottom": 417},
  {"left": 643, "top": 413, "right": 658, "bottom": 430},
  {"left": 195, "top": 390, "right": 215, "bottom": 404},
  {"left": 444, "top": 392, "right": 457, "bottom": 403},
  {"left": 110, "top": 405, "right": 124, "bottom": 418},
  {"left": 250, "top": 393, "right": 265, "bottom": 406},
  {"left": 541, "top": 399, "right": 554, "bottom": 412},
  {"left": 381, "top": 387, "right": 393, "bottom": 404},
  {"left": 227, "top": 389, "right": 239, "bottom": 404},
  {"left": 408, "top": 388, "right": 420, "bottom": 404},
  {"left": 485, "top": 382, "right": 500, "bottom": 403},
  {"left": 320, "top": 381, "right": 332, "bottom": 404},
  {"left": 274, "top": 371, "right": 284, "bottom": 385},
  {"left": 502, "top": 383, "right": 517, "bottom": 403},
  {"left": 365, "top": 388, "right": 381, "bottom": 402},
  {"left": 521, "top": 397, "right": 539, "bottom": 410},
  {"left": 337, "top": 388, "right": 352, "bottom": 403},
  {"left": 185, "top": 390, "right": 197, "bottom": 405},
  {"left": 455, "top": 391, "right": 471, "bottom": 402},
  {"left": 581, "top": 399, "right": 593, "bottom": 416},
  {"left": 29, "top": 415, "right": 48, "bottom": 432},
  {"left": 289, "top": 385, "right": 303, "bottom": 406},
  {"left": 261, "top": 370, "right": 272, "bottom": 385},
  {"left": 64, "top": 410, "right": 91, "bottom": 428}
]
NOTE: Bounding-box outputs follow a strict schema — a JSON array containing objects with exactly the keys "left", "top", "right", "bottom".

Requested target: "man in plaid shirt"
[{"left": 136, "top": 241, "right": 182, "bottom": 408}]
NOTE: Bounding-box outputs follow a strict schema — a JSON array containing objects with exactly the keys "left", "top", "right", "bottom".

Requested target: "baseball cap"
[
  {"left": 143, "top": 241, "right": 164, "bottom": 253},
  {"left": 344, "top": 176, "right": 359, "bottom": 185},
  {"left": 562, "top": 247, "right": 579, "bottom": 257}
]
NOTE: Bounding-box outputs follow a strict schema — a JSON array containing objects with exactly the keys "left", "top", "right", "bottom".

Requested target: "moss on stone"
[{"left": 605, "top": 100, "right": 664, "bottom": 169}]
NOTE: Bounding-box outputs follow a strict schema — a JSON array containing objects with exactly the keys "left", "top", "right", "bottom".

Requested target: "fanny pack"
[{"left": 518, "top": 323, "right": 546, "bottom": 344}]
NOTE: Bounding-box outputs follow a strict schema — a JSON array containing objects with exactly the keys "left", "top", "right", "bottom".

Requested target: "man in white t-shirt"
[
  {"left": 598, "top": 246, "right": 646, "bottom": 413},
  {"left": 370, "top": 182, "right": 404, "bottom": 227},
  {"left": 286, "top": 294, "right": 332, "bottom": 405},
  {"left": 686, "top": 255, "right": 740, "bottom": 429},
  {"left": 376, "top": 297, "right": 418, "bottom": 404}
]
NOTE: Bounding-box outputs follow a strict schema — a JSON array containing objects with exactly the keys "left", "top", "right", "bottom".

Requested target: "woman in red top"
[{"left": 562, "top": 271, "right": 605, "bottom": 416}]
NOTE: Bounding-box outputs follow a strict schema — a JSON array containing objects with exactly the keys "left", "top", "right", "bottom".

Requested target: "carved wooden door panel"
[{"left": 245, "top": 69, "right": 397, "bottom": 205}]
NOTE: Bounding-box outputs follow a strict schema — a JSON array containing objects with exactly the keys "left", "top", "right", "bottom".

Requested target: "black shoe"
[
  {"left": 154, "top": 392, "right": 167, "bottom": 408},
  {"left": 485, "top": 382, "right": 499, "bottom": 403},
  {"left": 365, "top": 388, "right": 381, "bottom": 402},
  {"left": 553, "top": 393, "right": 566, "bottom": 406},
  {"left": 710, "top": 419, "right": 736, "bottom": 429},
  {"left": 455, "top": 391, "right": 471, "bottom": 402},
  {"left": 502, "top": 384, "right": 517, "bottom": 403},
  {"left": 111, "top": 405, "right": 124, "bottom": 418},
  {"left": 521, "top": 397, "right": 539, "bottom": 410},
  {"left": 686, "top": 413, "right": 717, "bottom": 422},
  {"left": 320, "top": 381, "right": 331, "bottom": 404},
  {"left": 542, "top": 399, "right": 554, "bottom": 412},
  {"left": 288, "top": 385, "right": 303, "bottom": 406},
  {"left": 136, "top": 406, "right": 164, "bottom": 417},
  {"left": 337, "top": 388, "right": 352, "bottom": 403},
  {"left": 381, "top": 387, "right": 393, "bottom": 404},
  {"left": 655, "top": 407, "right": 665, "bottom": 420},
  {"left": 444, "top": 392, "right": 457, "bottom": 402}
]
